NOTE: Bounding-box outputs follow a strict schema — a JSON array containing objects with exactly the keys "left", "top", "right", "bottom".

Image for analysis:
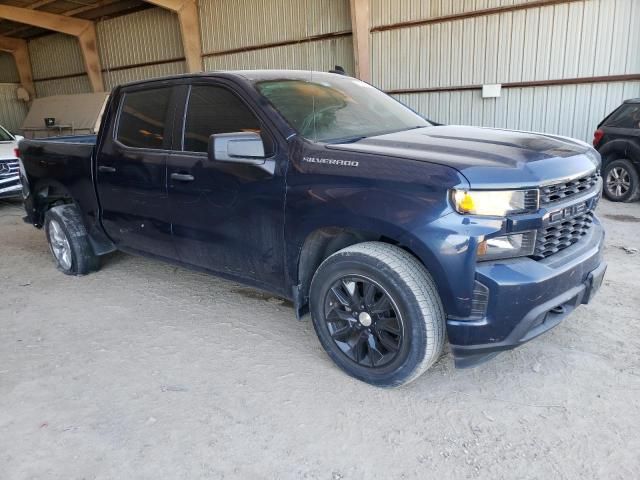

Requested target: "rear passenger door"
[
  {"left": 167, "top": 81, "right": 287, "bottom": 292},
  {"left": 97, "top": 85, "right": 178, "bottom": 259}
]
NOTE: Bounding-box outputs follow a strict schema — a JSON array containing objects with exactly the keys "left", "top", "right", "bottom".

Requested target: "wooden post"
[
  {"left": 0, "top": 35, "right": 35, "bottom": 98},
  {"left": 145, "top": 0, "right": 203, "bottom": 73},
  {"left": 78, "top": 24, "right": 104, "bottom": 93},
  {"left": 349, "top": 0, "right": 371, "bottom": 82},
  {"left": 0, "top": 4, "right": 104, "bottom": 92}
]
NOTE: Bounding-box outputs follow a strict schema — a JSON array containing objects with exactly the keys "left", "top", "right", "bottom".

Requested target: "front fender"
[{"left": 284, "top": 154, "right": 472, "bottom": 315}]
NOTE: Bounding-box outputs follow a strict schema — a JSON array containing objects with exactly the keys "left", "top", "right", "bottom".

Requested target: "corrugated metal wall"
[
  {"left": 371, "top": 0, "right": 542, "bottom": 27},
  {"left": 200, "top": 0, "right": 354, "bottom": 74},
  {"left": 371, "top": 0, "right": 640, "bottom": 141},
  {"left": 200, "top": 0, "right": 351, "bottom": 52},
  {"left": 395, "top": 81, "right": 640, "bottom": 143},
  {"left": 98, "top": 8, "right": 186, "bottom": 90},
  {"left": 103, "top": 61, "right": 187, "bottom": 90},
  {"left": 29, "top": 33, "right": 90, "bottom": 97},
  {"left": 0, "top": 53, "right": 20, "bottom": 83},
  {"left": 0, "top": 83, "right": 28, "bottom": 133},
  {"left": 25, "top": 7, "right": 186, "bottom": 98},
  {"left": 1, "top": 0, "right": 636, "bottom": 142},
  {"left": 204, "top": 37, "right": 354, "bottom": 73}
]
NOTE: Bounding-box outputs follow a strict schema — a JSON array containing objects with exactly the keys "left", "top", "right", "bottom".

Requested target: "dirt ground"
[{"left": 0, "top": 198, "right": 639, "bottom": 480}]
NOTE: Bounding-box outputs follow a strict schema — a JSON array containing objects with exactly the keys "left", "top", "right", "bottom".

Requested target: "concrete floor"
[{"left": 1, "top": 197, "right": 639, "bottom": 479}]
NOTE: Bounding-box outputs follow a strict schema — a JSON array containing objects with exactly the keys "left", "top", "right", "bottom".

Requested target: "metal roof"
[{"left": 0, "top": 0, "right": 151, "bottom": 39}]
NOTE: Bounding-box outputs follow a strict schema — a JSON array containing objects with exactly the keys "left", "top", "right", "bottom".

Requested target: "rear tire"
[
  {"left": 603, "top": 159, "right": 640, "bottom": 202},
  {"left": 44, "top": 205, "right": 100, "bottom": 275},
  {"left": 309, "top": 242, "right": 445, "bottom": 387}
]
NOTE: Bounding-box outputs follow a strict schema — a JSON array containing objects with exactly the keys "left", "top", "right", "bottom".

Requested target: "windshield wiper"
[
  {"left": 327, "top": 125, "right": 430, "bottom": 144},
  {"left": 327, "top": 135, "right": 369, "bottom": 144}
]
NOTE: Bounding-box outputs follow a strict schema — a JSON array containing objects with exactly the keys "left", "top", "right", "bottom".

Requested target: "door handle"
[
  {"left": 170, "top": 172, "right": 195, "bottom": 182},
  {"left": 98, "top": 165, "right": 116, "bottom": 173}
]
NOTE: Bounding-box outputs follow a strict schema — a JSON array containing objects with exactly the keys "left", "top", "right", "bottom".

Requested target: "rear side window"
[
  {"left": 117, "top": 88, "right": 172, "bottom": 149},
  {"left": 183, "top": 85, "right": 261, "bottom": 153},
  {"left": 604, "top": 104, "right": 640, "bottom": 129}
]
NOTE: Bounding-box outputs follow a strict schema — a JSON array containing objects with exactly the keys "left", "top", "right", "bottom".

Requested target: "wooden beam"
[
  {"left": 26, "top": 0, "right": 60, "bottom": 9},
  {"left": 145, "top": 0, "right": 202, "bottom": 72},
  {"left": 349, "top": 0, "right": 371, "bottom": 82},
  {"left": 0, "top": 5, "right": 104, "bottom": 92},
  {"left": 0, "top": 0, "right": 57, "bottom": 25},
  {"left": 176, "top": 0, "right": 202, "bottom": 73},
  {"left": 0, "top": 4, "right": 91, "bottom": 35},
  {"left": 0, "top": 35, "right": 35, "bottom": 98},
  {"left": 0, "top": 34, "right": 24, "bottom": 51},
  {"left": 78, "top": 24, "right": 104, "bottom": 93},
  {"left": 64, "top": 0, "right": 124, "bottom": 17},
  {"left": 1, "top": 0, "right": 122, "bottom": 35}
]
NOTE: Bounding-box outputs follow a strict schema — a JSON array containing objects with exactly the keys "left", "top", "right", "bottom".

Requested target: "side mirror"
[
  {"left": 208, "top": 132, "right": 266, "bottom": 165},
  {"left": 14, "top": 135, "right": 24, "bottom": 143}
]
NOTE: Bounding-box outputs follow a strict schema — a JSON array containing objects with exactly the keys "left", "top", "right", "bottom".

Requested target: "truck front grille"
[
  {"left": 532, "top": 211, "right": 595, "bottom": 259},
  {"left": 0, "top": 159, "right": 21, "bottom": 197},
  {"left": 539, "top": 172, "right": 599, "bottom": 205},
  {"left": 0, "top": 159, "right": 19, "bottom": 177}
]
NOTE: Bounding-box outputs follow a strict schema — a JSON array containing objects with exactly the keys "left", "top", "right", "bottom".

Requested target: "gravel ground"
[{"left": 1, "top": 198, "right": 639, "bottom": 480}]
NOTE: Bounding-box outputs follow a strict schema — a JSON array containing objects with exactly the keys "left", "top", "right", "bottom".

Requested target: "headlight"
[
  {"left": 451, "top": 189, "right": 539, "bottom": 216},
  {"left": 477, "top": 231, "right": 536, "bottom": 261}
]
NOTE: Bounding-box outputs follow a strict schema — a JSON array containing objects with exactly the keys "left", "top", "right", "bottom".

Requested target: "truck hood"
[{"left": 327, "top": 125, "right": 599, "bottom": 188}]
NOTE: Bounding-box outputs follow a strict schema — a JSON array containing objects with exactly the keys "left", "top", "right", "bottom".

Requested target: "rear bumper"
[{"left": 448, "top": 219, "right": 606, "bottom": 367}]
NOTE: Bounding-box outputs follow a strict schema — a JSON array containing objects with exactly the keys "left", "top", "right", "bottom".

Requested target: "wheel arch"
[
  {"left": 599, "top": 138, "right": 640, "bottom": 169},
  {"left": 292, "top": 223, "right": 443, "bottom": 319},
  {"left": 31, "top": 178, "right": 75, "bottom": 226},
  {"left": 30, "top": 178, "right": 115, "bottom": 255}
]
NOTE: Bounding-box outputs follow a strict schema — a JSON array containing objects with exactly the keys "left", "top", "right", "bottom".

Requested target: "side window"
[
  {"left": 183, "top": 85, "right": 261, "bottom": 153},
  {"left": 117, "top": 87, "right": 172, "bottom": 149},
  {"left": 604, "top": 104, "right": 640, "bottom": 129}
]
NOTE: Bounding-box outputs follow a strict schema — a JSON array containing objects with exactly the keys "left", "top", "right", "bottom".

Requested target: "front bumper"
[
  {"left": 448, "top": 219, "right": 606, "bottom": 367},
  {"left": 0, "top": 159, "right": 21, "bottom": 199}
]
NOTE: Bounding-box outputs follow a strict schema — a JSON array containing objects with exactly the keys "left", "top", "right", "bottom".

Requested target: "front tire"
[
  {"left": 44, "top": 205, "right": 100, "bottom": 275},
  {"left": 309, "top": 242, "right": 445, "bottom": 387},
  {"left": 603, "top": 159, "right": 640, "bottom": 202}
]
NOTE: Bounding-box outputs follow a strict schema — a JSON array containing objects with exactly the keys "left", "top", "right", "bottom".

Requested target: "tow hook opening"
[{"left": 550, "top": 305, "right": 566, "bottom": 315}]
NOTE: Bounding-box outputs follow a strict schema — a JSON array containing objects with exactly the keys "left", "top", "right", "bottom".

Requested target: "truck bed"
[{"left": 19, "top": 134, "right": 100, "bottom": 240}]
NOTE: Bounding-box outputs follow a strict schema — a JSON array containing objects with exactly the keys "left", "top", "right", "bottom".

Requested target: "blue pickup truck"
[{"left": 18, "top": 70, "right": 606, "bottom": 387}]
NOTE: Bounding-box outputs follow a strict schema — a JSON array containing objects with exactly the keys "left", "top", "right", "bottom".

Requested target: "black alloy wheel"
[
  {"left": 323, "top": 275, "right": 404, "bottom": 368},
  {"left": 310, "top": 242, "right": 445, "bottom": 387}
]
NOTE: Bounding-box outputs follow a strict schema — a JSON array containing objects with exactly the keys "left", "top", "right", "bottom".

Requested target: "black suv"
[{"left": 593, "top": 98, "right": 640, "bottom": 202}]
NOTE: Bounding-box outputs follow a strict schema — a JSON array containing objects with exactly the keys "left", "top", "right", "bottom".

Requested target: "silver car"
[{"left": 0, "top": 125, "right": 22, "bottom": 199}]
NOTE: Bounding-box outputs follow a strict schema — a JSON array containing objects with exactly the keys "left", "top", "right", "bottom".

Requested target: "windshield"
[
  {"left": 255, "top": 76, "right": 430, "bottom": 143},
  {"left": 0, "top": 125, "right": 14, "bottom": 142}
]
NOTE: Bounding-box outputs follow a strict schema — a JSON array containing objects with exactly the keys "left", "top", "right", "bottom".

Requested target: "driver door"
[{"left": 167, "top": 82, "right": 287, "bottom": 292}]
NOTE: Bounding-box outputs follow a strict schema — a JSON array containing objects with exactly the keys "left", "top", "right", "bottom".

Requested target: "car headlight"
[
  {"left": 477, "top": 231, "right": 537, "bottom": 261},
  {"left": 451, "top": 189, "right": 539, "bottom": 216}
]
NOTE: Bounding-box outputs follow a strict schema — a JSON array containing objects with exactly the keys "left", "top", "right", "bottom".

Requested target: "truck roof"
[{"left": 115, "top": 70, "right": 346, "bottom": 89}]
